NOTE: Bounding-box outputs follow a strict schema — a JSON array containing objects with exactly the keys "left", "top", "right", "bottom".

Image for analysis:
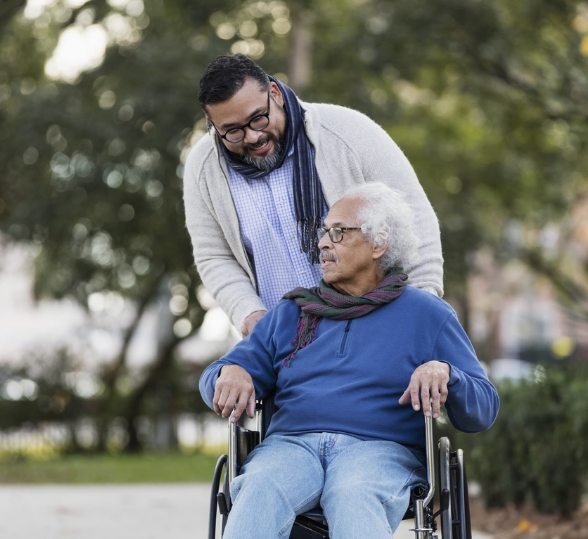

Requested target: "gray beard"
[{"left": 241, "top": 139, "right": 285, "bottom": 172}]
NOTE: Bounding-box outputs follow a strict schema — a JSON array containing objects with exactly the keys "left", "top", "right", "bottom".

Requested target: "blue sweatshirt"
[{"left": 200, "top": 287, "right": 499, "bottom": 459}]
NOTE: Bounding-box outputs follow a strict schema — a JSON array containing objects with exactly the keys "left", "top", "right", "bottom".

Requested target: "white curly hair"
[{"left": 342, "top": 182, "right": 420, "bottom": 272}]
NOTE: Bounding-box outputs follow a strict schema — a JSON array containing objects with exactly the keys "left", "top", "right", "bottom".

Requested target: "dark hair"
[{"left": 198, "top": 54, "right": 270, "bottom": 110}]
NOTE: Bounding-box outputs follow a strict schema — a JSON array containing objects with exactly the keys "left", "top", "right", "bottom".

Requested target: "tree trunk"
[
  {"left": 123, "top": 277, "right": 178, "bottom": 452},
  {"left": 96, "top": 277, "right": 160, "bottom": 451},
  {"left": 121, "top": 276, "right": 206, "bottom": 453},
  {"left": 287, "top": 10, "right": 315, "bottom": 94},
  {"left": 123, "top": 336, "right": 180, "bottom": 452},
  {"left": 521, "top": 248, "right": 588, "bottom": 318}
]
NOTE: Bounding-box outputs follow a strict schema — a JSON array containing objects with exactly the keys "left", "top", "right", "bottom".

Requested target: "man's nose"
[
  {"left": 318, "top": 231, "right": 332, "bottom": 249},
  {"left": 243, "top": 126, "right": 263, "bottom": 145}
]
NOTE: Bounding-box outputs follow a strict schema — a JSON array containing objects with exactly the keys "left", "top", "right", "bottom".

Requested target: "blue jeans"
[{"left": 223, "top": 432, "right": 426, "bottom": 539}]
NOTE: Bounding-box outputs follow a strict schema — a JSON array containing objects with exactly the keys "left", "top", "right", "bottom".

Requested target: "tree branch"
[{"left": 519, "top": 248, "right": 588, "bottom": 319}]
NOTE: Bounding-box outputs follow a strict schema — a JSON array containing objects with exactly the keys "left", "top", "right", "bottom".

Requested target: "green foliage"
[
  {"left": 0, "top": 351, "right": 97, "bottom": 431},
  {"left": 0, "top": 351, "right": 209, "bottom": 454},
  {"left": 1, "top": 0, "right": 587, "bottom": 308},
  {"left": 1, "top": 0, "right": 588, "bottom": 458},
  {"left": 440, "top": 363, "right": 588, "bottom": 517}
]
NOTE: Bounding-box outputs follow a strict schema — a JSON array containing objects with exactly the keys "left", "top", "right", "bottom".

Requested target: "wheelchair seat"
[
  {"left": 289, "top": 481, "right": 429, "bottom": 538},
  {"left": 208, "top": 398, "right": 471, "bottom": 539}
]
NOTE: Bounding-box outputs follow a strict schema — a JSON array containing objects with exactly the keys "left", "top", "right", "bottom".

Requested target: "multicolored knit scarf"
[{"left": 281, "top": 269, "right": 408, "bottom": 366}]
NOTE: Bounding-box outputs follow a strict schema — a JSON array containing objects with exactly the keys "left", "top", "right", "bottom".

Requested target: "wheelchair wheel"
[
  {"left": 439, "top": 437, "right": 453, "bottom": 539},
  {"left": 438, "top": 438, "right": 472, "bottom": 539},
  {"left": 455, "top": 449, "right": 471, "bottom": 539},
  {"left": 208, "top": 454, "right": 236, "bottom": 539}
]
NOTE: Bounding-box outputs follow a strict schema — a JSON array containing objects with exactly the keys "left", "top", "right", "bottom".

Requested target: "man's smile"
[{"left": 246, "top": 137, "right": 272, "bottom": 157}]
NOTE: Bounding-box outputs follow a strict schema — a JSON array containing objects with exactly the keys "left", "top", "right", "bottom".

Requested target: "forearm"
[
  {"left": 433, "top": 312, "right": 499, "bottom": 431},
  {"left": 183, "top": 155, "right": 266, "bottom": 328},
  {"left": 198, "top": 307, "right": 282, "bottom": 409},
  {"left": 197, "top": 257, "right": 266, "bottom": 330},
  {"left": 199, "top": 361, "right": 226, "bottom": 410},
  {"left": 445, "top": 366, "right": 500, "bottom": 432}
]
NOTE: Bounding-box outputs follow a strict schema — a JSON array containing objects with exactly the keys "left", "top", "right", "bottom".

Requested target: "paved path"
[{"left": 0, "top": 484, "right": 492, "bottom": 538}]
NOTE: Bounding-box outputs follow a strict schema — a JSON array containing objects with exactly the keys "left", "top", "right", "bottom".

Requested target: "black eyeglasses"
[
  {"left": 210, "top": 92, "right": 271, "bottom": 143},
  {"left": 317, "top": 226, "right": 362, "bottom": 243}
]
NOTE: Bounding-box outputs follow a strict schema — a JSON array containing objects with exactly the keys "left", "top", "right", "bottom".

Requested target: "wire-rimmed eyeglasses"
[
  {"left": 210, "top": 91, "right": 271, "bottom": 143},
  {"left": 317, "top": 226, "right": 362, "bottom": 243}
]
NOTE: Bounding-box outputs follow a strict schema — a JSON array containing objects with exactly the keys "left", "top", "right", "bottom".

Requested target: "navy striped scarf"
[{"left": 219, "top": 77, "right": 325, "bottom": 264}]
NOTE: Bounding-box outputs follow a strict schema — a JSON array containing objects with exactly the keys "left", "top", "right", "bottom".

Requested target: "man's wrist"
[
  {"left": 246, "top": 309, "right": 267, "bottom": 318},
  {"left": 218, "top": 364, "right": 235, "bottom": 377},
  {"left": 232, "top": 297, "right": 267, "bottom": 331},
  {"left": 437, "top": 361, "right": 451, "bottom": 379}
]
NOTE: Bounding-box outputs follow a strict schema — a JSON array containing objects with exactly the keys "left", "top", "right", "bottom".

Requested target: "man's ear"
[
  {"left": 270, "top": 81, "right": 284, "bottom": 107},
  {"left": 372, "top": 240, "right": 388, "bottom": 261}
]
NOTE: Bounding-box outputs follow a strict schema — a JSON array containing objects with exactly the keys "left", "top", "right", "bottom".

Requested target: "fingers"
[
  {"left": 214, "top": 385, "right": 255, "bottom": 422},
  {"left": 399, "top": 361, "right": 450, "bottom": 418},
  {"left": 411, "top": 383, "right": 421, "bottom": 412},
  {"left": 213, "top": 365, "right": 255, "bottom": 422},
  {"left": 241, "top": 310, "right": 268, "bottom": 338},
  {"left": 246, "top": 393, "right": 256, "bottom": 419},
  {"left": 241, "top": 324, "right": 251, "bottom": 338},
  {"left": 398, "top": 388, "right": 410, "bottom": 405},
  {"left": 428, "top": 382, "right": 440, "bottom": 418},
  {"left": 240, "top": 317, "right": 254, "bottom": 338},
  {"left": 212, "top": 385, "right": 235, "bottom": 418},
  {"left": 398, "top": 382, "right": 423, "bottom": 411},
  {"left": 213, "top": 393, "right": 255, "bottom": 423},
  {"left": 230, "top": 387, "right": 251, "bottom": 423},
  {"left": 421, "top": 384, "right": 432, "bottom": 417}
]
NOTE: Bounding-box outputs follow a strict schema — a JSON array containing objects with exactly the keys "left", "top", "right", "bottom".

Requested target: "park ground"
[
  {"left": 0, "top": 453, "right": 587, "bottom": 538},
  {"left": 0, "top": 482, "right": 491, "bottom": 539}
]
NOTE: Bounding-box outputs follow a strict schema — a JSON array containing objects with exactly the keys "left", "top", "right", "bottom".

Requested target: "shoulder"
[
  {"left": 184, "top": 133, "right": 217, "bottom": 182},
  {"left": 396, "top": 286, "right": 456, "bottom": 322},
  {"left": 302, "top": 102, "right": 391, "bottom": 141},
  {"left": 249, "top": 299, "right": 301, "bottom": 341},
  {"left": 302, "top": 101, "right": 376, "bottom": 125},
  {"left": 270, "top": 298, "right": 302, "bottom": 321}
]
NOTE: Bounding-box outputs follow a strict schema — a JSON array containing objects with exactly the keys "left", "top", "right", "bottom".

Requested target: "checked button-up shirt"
[{"left": 227, "top": 146, "right": 327, "bottom": 310}]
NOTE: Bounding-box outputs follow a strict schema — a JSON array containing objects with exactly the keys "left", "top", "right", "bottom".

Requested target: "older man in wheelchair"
[{"left": 199, "top": 182, "right": 499, "bottom": 539}]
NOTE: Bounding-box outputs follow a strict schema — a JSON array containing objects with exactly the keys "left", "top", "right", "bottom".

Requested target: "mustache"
[
  {"left": 320, "top": 251, "right": 339, "bottom": 263},
  {"left": 244, "top": 134, "right": 273, "bottom": 152}
]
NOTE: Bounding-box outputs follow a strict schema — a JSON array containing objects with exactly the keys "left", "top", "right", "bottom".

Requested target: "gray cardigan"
[{"left": 183, "top": 102, "right": 443, "bottom": 330}]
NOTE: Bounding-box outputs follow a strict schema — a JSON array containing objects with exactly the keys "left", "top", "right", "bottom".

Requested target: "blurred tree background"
[{"left": 1, "top": 0, "right": 588, "bottom": 512}]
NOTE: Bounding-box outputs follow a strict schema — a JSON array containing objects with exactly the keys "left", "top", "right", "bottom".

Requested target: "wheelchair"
[{"left": 208, "top": 398, "right": 471, "bottom": 539}]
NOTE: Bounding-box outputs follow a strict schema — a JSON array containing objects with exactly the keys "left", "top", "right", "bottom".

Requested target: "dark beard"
[
  {"left": 229, "top": 99, "right": 289, "bottom": 172},
  {"left": 241, "top": 137, "right": 285, "bottom": 172}
]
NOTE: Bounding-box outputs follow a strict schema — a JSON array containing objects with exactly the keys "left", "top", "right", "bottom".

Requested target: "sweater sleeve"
[
  {"left": 354, "top": 113, "right": 443, "bottom": 297},
  {"left": 312, "top": 105, "right": 444, "bottom": 297},
  {"left": 183, "top": 142, "right": 267, "bottom": 330},
  {"left": 431, "top": 313, "right": 499, "bottom": 432},
  {"left": 199, "top": 306, "right": 281, "bottom": 410}
]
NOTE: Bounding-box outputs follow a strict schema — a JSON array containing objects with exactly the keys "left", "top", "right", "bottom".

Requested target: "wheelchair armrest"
[
  {"left": 227, "top": 418, "right": 261, "bottom": 493},
  {"left": 423, "top": 411, "right": 436, "bottom": 508}
]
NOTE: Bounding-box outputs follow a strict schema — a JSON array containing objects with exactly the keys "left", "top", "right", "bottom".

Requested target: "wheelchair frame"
[{"left": 208, "top": 400, "right": 471, "bottom": 539}]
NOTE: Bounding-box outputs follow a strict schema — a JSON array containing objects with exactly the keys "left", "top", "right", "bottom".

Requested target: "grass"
[{"left": 0, "top": 451, "right": 222, "bottom": 484}]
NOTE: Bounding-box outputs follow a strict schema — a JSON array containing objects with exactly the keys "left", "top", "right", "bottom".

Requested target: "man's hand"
[
  {"left": 241, "top": 310, "right": 267, "bottom": 338},
  {"left": 399, "top": 361, "right": 450, "bottom": 418},
  {"left": 213, "top": 365, "right": 256, "bottom": 423}
]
